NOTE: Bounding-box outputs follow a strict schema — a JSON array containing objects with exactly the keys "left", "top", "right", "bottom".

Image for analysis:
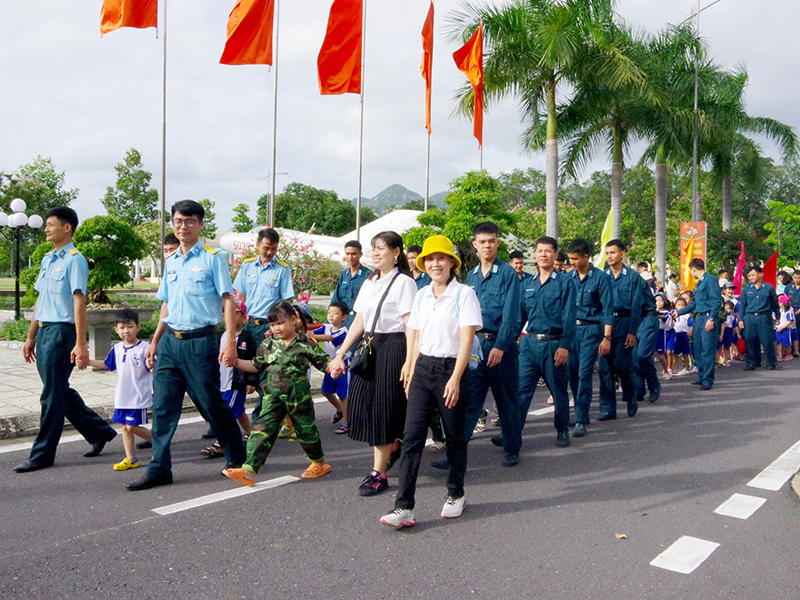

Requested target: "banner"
[
  {"left": 593, "top": 207, "right": 613, "bottom": 267},
  {"left": 421, "top": 1, "right": 434, "bottom": 134},
  {"left": 679, "top": 222, "right": 707, "bottom": 291},
  {"left": 219, "top": 0, "right": 275, "bottom": 66},
  {"left": 100, "top": 0, "right": 158, "bottom": 36},
  {"left": 452, "top": 24, "right": 483, "bottom": 146},
  {"left": 317, "top": 0, "right": 362, "bottom": 95}
]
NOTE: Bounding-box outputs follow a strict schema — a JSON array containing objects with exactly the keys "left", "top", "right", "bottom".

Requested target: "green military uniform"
[{"left": 244, "top": 332, "right": 331, "bottom": 474}]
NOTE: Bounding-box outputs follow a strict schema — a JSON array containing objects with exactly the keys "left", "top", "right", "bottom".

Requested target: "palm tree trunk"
[
  {"left": 655, "top": 146, "right": 668, "bottom": 284},
  {"left": 722, "top": 177, "right": 732, "bottom": 231},
  {"left": 611, "top": 125, "right": 623, "bottom": 239},
  {"left": 546, "top": 81, "right": 559, "bottom": 238}
]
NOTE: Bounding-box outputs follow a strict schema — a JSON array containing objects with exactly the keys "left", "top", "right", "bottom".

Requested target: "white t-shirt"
[
  {"left": 408, "top": 278, "right": 483, "bottom": 358},
  {"left": 104, "top": 340, "right": 153, "bottom": 410},
  {"left": 353, "top": 268, "right": 418, "bottom": 334},
  {"left": 673, "top": 314, "right": 693, "bottom": 334},
  {"left": 312, "top": 324, "right": 348, "bottom": 359}
]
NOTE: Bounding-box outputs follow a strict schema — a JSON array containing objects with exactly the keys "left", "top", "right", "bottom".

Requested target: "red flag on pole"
[
  {"left": 452, "top": 23, "right": 483, "bottom": 146},
  {"left": 733, "top": 241, "right": 745, "bottom": 291},
  {"left": 220, "top": 0, "right": 275, "bottom": 66},
  {"left": 763, "top": 251, "right": 778, "bottom": 287},
  {"left": 317, "top": 0, "right": 362, "bottom": 95},
  {"left": 421, "top": 2, "right": 434, "bottom": 135},
  {"left": 100, "top": 0, "right": 158, "bottom": 36}
]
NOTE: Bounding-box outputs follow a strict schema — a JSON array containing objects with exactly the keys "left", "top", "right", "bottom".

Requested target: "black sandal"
[
  {"left": 331, "top": 411, "right": 344, "bottom": 424},
  {"left": 201, "top": 442, "right": 224, "bottom": 458}
]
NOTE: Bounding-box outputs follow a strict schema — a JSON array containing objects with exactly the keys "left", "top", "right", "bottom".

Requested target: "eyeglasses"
[{"left": 173, "top": 218, "right": 199, "bottom": 228}]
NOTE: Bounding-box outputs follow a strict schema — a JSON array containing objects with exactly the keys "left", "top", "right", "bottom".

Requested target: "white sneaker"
[
  {"left": 380, "top": 508, "right": 415, "bottom": 528},
  {"left": 660, "top": 372, "right": 672, "bottom": 381},
  {"left": 691, "top": 366, "right": 699, "bottom": 373},
  {"left": 441, "top": 495, "right": 466, "bottom": 519},
  {"left": 674, "top": 368, "right": 690, "bottom": 377}
]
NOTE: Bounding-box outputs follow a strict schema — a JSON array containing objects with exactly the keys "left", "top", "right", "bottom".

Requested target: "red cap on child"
[{"left": 235, "top": 299, "right": 249, "bottom": 319}]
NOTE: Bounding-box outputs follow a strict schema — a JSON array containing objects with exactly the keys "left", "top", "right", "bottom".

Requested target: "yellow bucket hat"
[{"left": 416, "top": 235, "right": 462, "bottom": 273}]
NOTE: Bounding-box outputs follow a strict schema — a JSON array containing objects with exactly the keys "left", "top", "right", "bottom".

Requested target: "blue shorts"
[
  {"left": 321, "top": 370, "right": 350, "bottom": 399},
  {"left": 223, "top": 389, "right": 247, "bottom": 419},
  {"left": 112, "top": 408, "right": 148, "bottom": 427},
  {"left": 673, "top": 332, "right": 692, "bottom": 356},
  {"left": 792, "top": 328, "right": 798, "bottom": 343},
  {"left": 776, "top": 329, "right": 792, "bottom": 347},
  {"left": 722, "top": 328, "right": 734, "bottom": 349},
  {"left": 656, "top": 330, "right": 674, "bottom": 354}
]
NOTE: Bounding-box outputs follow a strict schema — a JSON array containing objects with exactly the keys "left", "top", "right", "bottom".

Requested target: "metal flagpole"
[
  {"left": 159, "top": 0, "right": 168, "bottom": 278},
  {"left": 691, "top": 1, "right": 701, "bottom": 222},
  {"left": 268, "top": 0, "right": 281, "bottom": 227},
  {"left": 356, "top": 0, "right": 367, "bottom": 242},
  {"left": 425, "top": 134, "right": 430, "bottom": 211}
]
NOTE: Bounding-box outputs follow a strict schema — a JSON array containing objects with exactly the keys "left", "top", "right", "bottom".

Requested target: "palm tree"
[{"left": 449, "top": 0, "right": 643, "bottom": 238}]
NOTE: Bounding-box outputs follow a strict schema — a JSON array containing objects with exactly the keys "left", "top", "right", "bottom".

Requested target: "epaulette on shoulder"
[
  {"left": 69, "top": 248, "right": 79, "bottom": 255},
  {"left": 44, "top": 250, "right": 53, "bottom": 255},
  {"left": 276, "top": 258, "right": 289, "bottom": 267},
  {"left": 202, "top": 245, "right": 218, "bottom": 254},
  {"left": 243, "top": 256, "right": 258, "bottom": 263}
]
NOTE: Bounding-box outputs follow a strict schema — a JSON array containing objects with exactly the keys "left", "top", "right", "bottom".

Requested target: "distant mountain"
[
  {"left": 429, "top": 191, "right": 449, "bottom": 208},
  {"left": 351, "top": 184, "right": 448, "bottom": 215}
]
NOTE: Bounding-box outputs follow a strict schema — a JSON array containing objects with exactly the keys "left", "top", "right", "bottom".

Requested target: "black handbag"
[{"left": 349, "top": 273, "right": 400, "bottom": 378}]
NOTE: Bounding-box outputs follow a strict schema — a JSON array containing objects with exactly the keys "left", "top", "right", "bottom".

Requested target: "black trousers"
[{"left": 395, "top": 355, "right": 469, "bottom": 510}]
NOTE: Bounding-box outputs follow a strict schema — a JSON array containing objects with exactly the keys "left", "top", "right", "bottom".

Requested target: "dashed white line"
[
  {"left": 650, "top": 536, "right": 720, "bottom": 574},
  {"left": 713, "top": 493, "right": 767, "bottom": 520},
  {"left": 529, "top": 407, "right": 555, "bottom": 416},
  {"left": 151, "top": 475, "right": 299, "bottom": 515},
  {"left": 747, "top": 439, "right": 800, "bottom": 491}
]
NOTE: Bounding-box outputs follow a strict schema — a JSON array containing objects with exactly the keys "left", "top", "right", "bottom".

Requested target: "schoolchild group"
[{"left": 13, "top": 202, "right": 792, "bottom": 530}]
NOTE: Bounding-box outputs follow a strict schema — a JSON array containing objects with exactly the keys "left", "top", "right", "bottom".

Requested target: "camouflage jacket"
[{"left": 253, "top": 331, "right": 330, "bottom": 393}]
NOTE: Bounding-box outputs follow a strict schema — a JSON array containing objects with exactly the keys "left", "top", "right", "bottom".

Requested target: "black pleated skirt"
[{"left": 348, "top": 332, "right": 408, "bottom": 446}]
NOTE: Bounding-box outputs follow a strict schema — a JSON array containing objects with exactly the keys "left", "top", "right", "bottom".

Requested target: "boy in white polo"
[{"left": 83, "top": 309, "right": 153, "bottom": 470}]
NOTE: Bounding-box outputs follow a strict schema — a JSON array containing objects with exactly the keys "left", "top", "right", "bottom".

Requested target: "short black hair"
[
  {"left": 536, "top": 236, "right": 558, "bottom": 252},
  {"left": 637, "top": 261, "right": 650, "bottom": 270},
  {"left": 329, "top": 300, "right": 350, "bottom": 315},
  {"left": 472, "top": 221, "right": 499, "bottom": 238},
  {"left": 719, "top": 268, "right": 730, "bottom": 276},
  {"left": 115, "top": 308, "right": 140, "bottom": 326},
  {"left": 45, "top": 207, "right": 79, "bottom": 232},
  {"left": 605, "top": 239, "right": 626, "bottom": 251},
  {"left": 555, "top": 251, "right": 566, "bottom": 262},
  {"left": 509, "top": 250, "right": 525, "bottom": 260},
  {"left": 407, "top": 245, "right": 423, "bottom": 254},
  {"left": 171, "top": 199, "right": 204, "bottom": 220},
  {"left": 794, "top": 270, "right": 800, "bottom": 276},
  {"left": 748, "top": 265, "right": 763, "bottom": 274},
  {"left": 162, "top": 233, "right": 179, "bottom": 246},
  {"left": 688, "top": 258, "right": 705, "bottom": 270},
  {"left": 257, "top": 227, "right": 280, "bottom": 244},
  {"left": 566, "top": 239, "right": 591, "bottom": 256},
  {"left": 344, "top": 240, "right": 362, "bottom": 252},
  {"left": 668, "top": 273, "right": 676, "bottom": 280},
  {"left": 267, "top": 301, "right": 297, "bottom": 324}
]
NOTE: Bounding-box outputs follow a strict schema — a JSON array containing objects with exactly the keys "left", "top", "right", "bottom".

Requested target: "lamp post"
[{"left": 0, "top": 199, "right": 43, "bottom": 321}]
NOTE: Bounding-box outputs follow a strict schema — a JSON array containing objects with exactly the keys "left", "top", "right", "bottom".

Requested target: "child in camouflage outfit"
[{"left": 223, "top": 302, "right": 335, "bottom": 486}]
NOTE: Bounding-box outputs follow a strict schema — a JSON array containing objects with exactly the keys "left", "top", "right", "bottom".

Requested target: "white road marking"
[
  {"left": 151, "top": 475, "right": 299, "bottom": 515},
  {"left": 747, "top": 439, "right": 800, "bottom": 491},
  {"left": 650, "top": 536, "right": 720, "bottom": 574},
  {"left": 713, "top": 493, "right": 767, "bottom": 520},
  {"left": 529, "top": 407, "right": 555, "bottom": 416}
]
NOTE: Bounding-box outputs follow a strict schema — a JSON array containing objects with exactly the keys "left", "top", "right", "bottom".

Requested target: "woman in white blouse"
[
  {"left": 329, "top": 231, "right": 418, "bottom": 497},
  {"left": 379, "top": 235, "right": 482, "bottom": 528}
]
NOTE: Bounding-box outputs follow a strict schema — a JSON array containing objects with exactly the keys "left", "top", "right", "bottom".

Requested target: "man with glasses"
[{"left": 127, "top": 200, "right": 246, "bottom": 490}]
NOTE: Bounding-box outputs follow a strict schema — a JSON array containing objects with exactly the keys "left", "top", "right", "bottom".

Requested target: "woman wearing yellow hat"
[{"left": 380, "top": 235, "right": 483, "bottom": 528}]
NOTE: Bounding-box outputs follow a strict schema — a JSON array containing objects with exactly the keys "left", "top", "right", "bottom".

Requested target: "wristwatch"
[
  {"left": 335, "top": 349, "right": 345, "bottom": 356},
  {"left": 603, "top": 335, "right": 612, "bottom": 340}
]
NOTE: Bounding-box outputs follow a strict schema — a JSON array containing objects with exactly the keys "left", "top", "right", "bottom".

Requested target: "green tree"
[
  {"left": 765, "top": 201, "right": 800, "bottom": 266},
  {"left": 102, "top": 148, "right": 159, "bottom": 228},
  {"left": 232, "top": 203, "right": 255, "bottom": 233},
  {"left": 198, "top": 199, "right": 218, "bottom": 241},
  {"left": 260, "top": 183, "right": 357, "bottom": 236},
  {"left": 135, "top": 215, "right": 169, "bottom": 271}
]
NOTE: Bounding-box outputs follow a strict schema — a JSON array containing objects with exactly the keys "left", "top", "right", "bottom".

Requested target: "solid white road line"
[
  {"left": 713, "top": 493, "right": 767, "bottom": 520},
  {"left": 152, "top": 475, "right": 299, "bottom": 515},
  {"left": 529, "top": 407, "right": 555, "bottom": 416},
  {"left": 747, "top": 439, "right": 800, "bottom": 491},
  {"left": 650, "top": 535, "right": 720, "bottom": 574}
]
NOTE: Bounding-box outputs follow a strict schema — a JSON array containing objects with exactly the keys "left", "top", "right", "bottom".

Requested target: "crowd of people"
[{"left": 12, "top": 202, "right": 792, "bottom": 529}]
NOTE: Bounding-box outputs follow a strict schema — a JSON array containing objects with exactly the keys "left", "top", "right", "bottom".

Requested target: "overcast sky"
[{"left": 1, "top": 0, "right": 798, "bottom": 229}]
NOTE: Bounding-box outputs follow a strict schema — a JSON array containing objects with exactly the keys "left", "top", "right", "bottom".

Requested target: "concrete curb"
[{"left": 792, "top": 472, "right": 800, "bottom": 501}]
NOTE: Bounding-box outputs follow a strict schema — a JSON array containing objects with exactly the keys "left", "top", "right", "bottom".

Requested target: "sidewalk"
[{"left": 0, "top": 343, "right": 324, "bottom": 440}]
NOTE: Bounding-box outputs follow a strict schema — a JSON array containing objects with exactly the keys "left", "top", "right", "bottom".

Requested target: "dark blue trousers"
[
  {"left": 30, "top": 323, "right": 116, "bottom": 464},
  {"left": 464, "top": 339, "right": 521, "bottom": 456},
  {"left": 633, "top": 314, "right": 660, "bottom": 398},
  {"left": 570, "top": 323, "right": 603, "bottom": 426},
  {"left": 743, "top": 314, "right": 777, "bottom": 368},
  {"left": 148, "top": 332, "right": 246, "bottom": 478},
  {"left": 598, "top": 334, "right": 635, "bottom": 416},
  {"left": 693, "top": 315, "right": 719, "bottom": 385},
  {"left": 518, "top": 336, "right": 571, "bottom": 433}
]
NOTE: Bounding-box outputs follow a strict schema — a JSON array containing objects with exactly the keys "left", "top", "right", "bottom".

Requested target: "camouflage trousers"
[{"left": 244, "top": 376, "right": 324, "bottom": 474}]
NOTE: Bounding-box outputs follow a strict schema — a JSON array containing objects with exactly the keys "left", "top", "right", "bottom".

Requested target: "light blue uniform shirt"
[
  {"left": 33, "top": 242, "right": 88, "bottom": 324},
  {"left": 232, "top": 255, "right": 294, "bottom": 318},
  {"left": 157, "top": 240, "right": 233, "bottom": 330}
]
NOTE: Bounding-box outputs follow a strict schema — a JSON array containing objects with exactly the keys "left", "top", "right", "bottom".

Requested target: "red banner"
[{"left": 680, "top": 222, "right": 707, "bottom": 291}]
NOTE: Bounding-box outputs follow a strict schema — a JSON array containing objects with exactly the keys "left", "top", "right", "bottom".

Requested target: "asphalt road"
[{"left": 1, "top": 363, "right": 799, "bottom": 600}]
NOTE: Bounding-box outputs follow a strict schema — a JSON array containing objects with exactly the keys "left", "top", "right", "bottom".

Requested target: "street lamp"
[{"left": 0, "top": 199, "right": 43, "bottom": 321}]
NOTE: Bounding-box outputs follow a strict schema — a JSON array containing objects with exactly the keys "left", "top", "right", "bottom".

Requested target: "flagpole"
[
  {"left": 159, "top": 0, "right": 168, "bottom": 278},
  {"left": 355, "top": 0, "right": 367, "bottom": 242},
  {"left": 268, "top": 0, "right": 281, "bottom": 227},
  {"left": 424, "top": 134, "right": 430, "bottom": 211}
]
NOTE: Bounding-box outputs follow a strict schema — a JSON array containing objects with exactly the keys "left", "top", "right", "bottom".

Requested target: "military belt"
[{"left": 167, "top": 325, "right": 216, "bottom": 340}]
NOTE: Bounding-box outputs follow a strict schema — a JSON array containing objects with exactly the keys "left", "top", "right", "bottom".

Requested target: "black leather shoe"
[
  {"left": 627, "top": 398, "right": 638, "bottom": 417},
  {"left": 14, "top": 458, "right": 53, "bottom": 473},
  {"left": 126, "top": 472, "right": 173, "bottom": 491},
  {"left": 556, "top": 430, "right": 570, "bottom": 448},
  {"left": 766, "top": 364, "right": 781, "bottom": 370},
  {"left": 597, "top": 412, "right": 617, "bottom": 421},
  {"left": 136, "top": 440, "right": 152, "bottom": 449},
  {"left": 430, "top": 458, "right": 450, "bottom": 470},
  {"left": 572, "top": 423, "right": 587, "bottom": 438},
  {"left": 700, "top": 384, "right": 712, "bottom": 390},
  {"left": 490, "top": 435, "right": 503, "bottom": 447},
  {"left": 743, "top": 366, "right": 756, "bottom": 371},
  {"left": 503, "top": 453, "right": 519, "bottom": 467},
  {"left": 83, "top": 431, "right": 117, "bottom": 457},
  {"left": 690, "top": 380, "right": 703, "bottom": 385},
  {"left": 201, "top": 427, "right": 216, "bottom": 439},
  {"left": 649, "top": 389, "right": 660, "bottom": 403}
]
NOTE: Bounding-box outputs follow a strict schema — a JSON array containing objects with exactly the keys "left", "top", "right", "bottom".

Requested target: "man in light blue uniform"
[
  {"left": 15, "top": 207, "right": 117, "bottom": 473},
  {"left": 127, "top": 200, "right": 246, "bottom": 491},
  {"left": 738, "top": 265, "right": 781, "bottom": 371},
  {"left": 331, "top": 240, "right": 371, "bottom": 328}
]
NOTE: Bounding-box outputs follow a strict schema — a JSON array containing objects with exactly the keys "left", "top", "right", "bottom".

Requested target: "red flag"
[
  {"left": 763, "top": 251, "right": 778, "bottom": 287},
  {"left": 220, "top": 0, "right": 275, "bottom": 66},
  {"left": 421, "top": 2, "right": 434, "bottom": 134},
  {"left": 100, "top": 0, "right": 157, "bottom": 36},
  {"left": 733, "top": 241, "right": 745, "bottom": 291},
  {"left": 452, "top": 24, "right": 483, "bottom": 146},
  {"left": 317, "top": 0, "right": 362, "bottom": 95}
]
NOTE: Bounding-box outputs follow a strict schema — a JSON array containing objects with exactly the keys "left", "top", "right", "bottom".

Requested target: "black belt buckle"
[
  {"left": 696, "top": 311, "right": 711, "bottom": 316},
  {"left": 476, "top": 331, "right": 498, "bottom": 341},
  {"left": 251, "top": 318, "right": 267, "bottom": 326},
  {"left": 576, "top": 319, "right": 599, "bottom": 326},
  {"left": 614, "top": 310, "right": 631, "bottom": 317},
  {"left": 530, "top": 333, "right": 562, "bottom": 341}
]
